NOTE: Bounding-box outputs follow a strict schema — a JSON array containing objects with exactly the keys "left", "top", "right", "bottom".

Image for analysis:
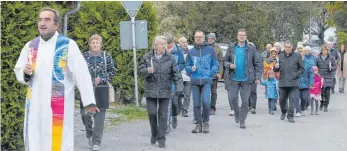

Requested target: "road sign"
[
  {"left": 121, "top": 1, "right": 143, "bottom": 17},
  {"left": 120, "top": 20, "right": 148, "bottom": 50}
]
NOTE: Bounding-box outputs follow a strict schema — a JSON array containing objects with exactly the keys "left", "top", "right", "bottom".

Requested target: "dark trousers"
[
  {"left": 80, "top": 109, "right": 106, "bottom": 146},
  {"left": 228, "top": 81, "right": 251, "bottom": 123},
  {"left": 146, "top": 98, "right": 170, "bottom": 141},
  {"left": 295, "top": 88, "right": 309, "bottom": 113},
  {"left": 181, "top": 81, "right": 192, "bottom": 112},
  {"left": 171, "top": 94, "right": 178, "bottom": 116},
  {"left": 268, "top": 98, "right": 277, "bottom": 112},
  {"left": 321, "top": 87, "right": 331, "bottom": 107},
  {"left": 279, "top": 87, "right": 298, "bottom": 120},
  {"left": 227, "top": 90, "right": 234, "bottom": 110},
  {"left": 332, "top": 78, "right": 336, "bottom": 92},
  {"left": 248, "top": 83, "right": 257, "bottom": 109},
  {"left": 210, "top": 79, "right": 218, "bottom": 109}
]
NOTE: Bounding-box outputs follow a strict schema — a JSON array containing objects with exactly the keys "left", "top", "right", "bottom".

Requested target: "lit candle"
[
  {"left": 329, "top": 61, "right": 331, "bottom": 71},
  {"left": 28, "top": 50, "right": 33, "bottom": 75},
  {"left": 233, "top": 55, "right": 236, "bottom": 65},
  {"left": 194, "top": 57, "right": 196, "bottom": 66},
  {"left": 151, "top": 58, "right": 154, "bottom": 72}
]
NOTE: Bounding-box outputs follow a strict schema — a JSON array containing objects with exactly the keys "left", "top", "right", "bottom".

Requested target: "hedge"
[{"left": 1, "top": 1, "right": 157, "bottom": 150}]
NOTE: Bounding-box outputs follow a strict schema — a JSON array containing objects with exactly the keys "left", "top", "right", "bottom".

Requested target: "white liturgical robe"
[{"left": 14, "top": 31, "right": 96, "bottom": 151}]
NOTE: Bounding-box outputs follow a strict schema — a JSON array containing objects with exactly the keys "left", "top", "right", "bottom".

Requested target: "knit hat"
[
  {"left": 312, "top": 66, "right": 318, "bottom": 71},
  {"left": 208, "top": 33, "right": 216, "bottom": 39}
]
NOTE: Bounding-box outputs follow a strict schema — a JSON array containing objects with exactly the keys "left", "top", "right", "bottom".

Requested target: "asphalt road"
[{"left": 75, "top": 83, "right": 347, "bottom": 151}]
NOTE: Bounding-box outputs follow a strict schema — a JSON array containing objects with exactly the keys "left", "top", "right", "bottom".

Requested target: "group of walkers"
[
  {"left": 14, "top": 7, "right": 347, "bottom": 151},
  {"left": 140, "top": 29, "right": 347, "bottom": 148}
]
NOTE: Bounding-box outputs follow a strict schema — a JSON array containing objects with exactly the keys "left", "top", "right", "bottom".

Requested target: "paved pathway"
[{"left": 75, "top": 83, "right": 347, "bottom": 151}]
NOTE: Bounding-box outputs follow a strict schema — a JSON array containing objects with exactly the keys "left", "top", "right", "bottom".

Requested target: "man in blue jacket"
[
  {"left": 186, "top": 31, "right": 219, "bottom": 133},
  {"left": 166, "top": 33, "right": 185, "bottom": 131},
  {"left": 224, "top": 29, "right": 261, "bottom": 129}
]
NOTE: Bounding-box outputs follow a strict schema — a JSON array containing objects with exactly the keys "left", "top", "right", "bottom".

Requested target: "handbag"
[{"left": 94, "top": 51, "right": 115, "bottom": 109}]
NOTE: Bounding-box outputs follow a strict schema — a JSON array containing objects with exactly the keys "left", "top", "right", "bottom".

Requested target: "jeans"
[
  {"left": 279, "top": 87, "right": 298, "bottom": 120},
  {"left": 321, "top": 87, "right": 331, "bottom": 107},
  {"left": 228, "top": 81, "right": 251, "bottom": 123},
  {"left": 191, "top": 84, "right": 212, "bottom": 123},
  {"left": 248, "top": 83, "right": 257, "bottom": 109},
  {"left": 80, "top": 109, "right": 106, "bottom": 146},
  {"left": 268, "top": 98, "right": 277, "bottom": 112},
  {"left": 146, "top": 98, "right": 170, "bottom": 141},
  {"left": 295, "top": 88, "right": 309, "bottom": 113},
  {"left": 181, "top": 81, "right": 191, "bottom": 113},
  {"left": 210, "top": 79, "right": 218, "bottom": 109},
  {"left": 171, "top": 94, "right": 178, "bottom": 116},
  {"left": 227, "top": 90, "right": 234, "bottom": 110}
]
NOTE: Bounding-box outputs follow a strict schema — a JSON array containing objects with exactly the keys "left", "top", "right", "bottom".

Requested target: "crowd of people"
[{"left": 14, "top": 7, "right": 347, "bottom": 151}]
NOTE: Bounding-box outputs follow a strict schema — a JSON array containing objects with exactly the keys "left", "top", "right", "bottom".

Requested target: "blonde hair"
[
  {"left": 151, "top": 36, "right": 167, "bottom": 50},
  {"left": 89, "top": 34, "right": 103, "bottom": 46},
  {"left": 178, "top": 37, "right": 187, "bottom": 43}
]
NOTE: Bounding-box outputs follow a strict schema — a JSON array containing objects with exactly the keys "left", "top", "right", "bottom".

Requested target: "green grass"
[{"left": 107, "top": 103, "right": 148, "bottom": 127}]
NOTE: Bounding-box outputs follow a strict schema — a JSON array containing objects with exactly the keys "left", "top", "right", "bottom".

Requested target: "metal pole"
[
  {"left": 64, "top": 1, "right": 81, "bottom": 36},
  {"left": 131, "top": 16, "right": 139, "bottom": 107},
  {"left": 309, "top": 1, "right": 312, "bottom": 46}
]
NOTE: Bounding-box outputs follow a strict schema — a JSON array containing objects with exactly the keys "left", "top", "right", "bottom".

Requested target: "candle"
[
  {"left": 28, "top": 50, "right": 33, "bottom": 75},
  {"left": 151, "top": 58, "right": 154, "bottom": 72},
  {"left": 233, "top": 55, "right": 236, "bottom": 65},
  {"left": 194, "top": 57, "right": 196, "bottom": 66},
  {"left": 329, "top": 61, "right": 332, "bottom": 71}
]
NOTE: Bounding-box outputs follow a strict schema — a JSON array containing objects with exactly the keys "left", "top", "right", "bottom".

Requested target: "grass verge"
[{"left": 107, "top": 103, "right": 148, "bottom": 127}]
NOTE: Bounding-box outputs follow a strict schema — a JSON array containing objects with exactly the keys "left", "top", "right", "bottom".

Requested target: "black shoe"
[
  {"left": 274, "top": 106, "right": 277, "bottom": 111},
  {"left": 280, "top": 114, "right": 286, "bottom": 120},
  {"left": 251, "top": 108, "right": 256, "bottom": 114},
  {"left": 192, "top": 123, "right": 202, "bottom": 133},
  {"left": 319, "top": 104, "right": 323, "bottom": 111},
  {"left": 158, "top": 140, "right": 165, "bottom": 148},
  {"left": 288, "top": 119, "right": 295, "bottom": 123},
  {"left": 235, "top": 114, "right": 240, "bottom": 123},
  {"left": 202, "top": 122, "right": 209, "bottom": 133},
  {"left": 182, "top": 111, "right": 188, "bottom": 117},
  {"left": 240, "top": 122, "right": 246, "bottom": 129},
  {"left": 172, "top": 116, "right": 177, "bottom": 129},
  {"left": 210, "top": 107, "right": 216, "bottom": 115},
  {"left": 150, "top": 137, "right": 157, "bottom": 145},
  {"left": 324, "top": 106, "right": 328, "bottom": 112}
]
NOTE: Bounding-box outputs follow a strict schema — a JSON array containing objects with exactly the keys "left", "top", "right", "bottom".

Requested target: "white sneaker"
[
  {"left": 302, "top": 111, "right": 306, "bottom": 116},
  {"left": 92, "top": 145, "right": 100, "bottom": 151},
  {"left": 295, "top": 113, "right": 302, "bottom": 117},
  {"left": 229, "top": 110, "right": 234, "bottom": 116}
]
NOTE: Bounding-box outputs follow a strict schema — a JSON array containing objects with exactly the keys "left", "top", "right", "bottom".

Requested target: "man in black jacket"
[
  {"left": 327, "top": 41, "right": 340, "bottom": 94},
  {"left": 274, "top": 41, "right": 304, "bottom": 123}
]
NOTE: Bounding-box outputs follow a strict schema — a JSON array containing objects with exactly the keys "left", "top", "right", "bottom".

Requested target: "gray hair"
[
  {"left": 165, "top": 33, "right": 174, "bottom": 44},
  {"left": 284, "top": 41, "right": 293, "bottom": 47},
  {"left": 151, "top": 36, "right": 167, "bottom": 50},
  {"left": 39, "top": 7, "right": 61, "bottom": 25},
  {"left": 89, "top": 34, "right": 103, "bottom": 46},
  {"left": 304, "top": 46, "right": 311, "bottom": 52}
]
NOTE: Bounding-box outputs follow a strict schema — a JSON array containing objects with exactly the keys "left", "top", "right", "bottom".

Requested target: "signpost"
[{"left": 121, "top": 1, "right": 146, "bottom": 106}]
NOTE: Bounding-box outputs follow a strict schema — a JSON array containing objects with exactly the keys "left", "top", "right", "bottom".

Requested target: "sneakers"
[
  {"left": 270, "top": 111, "right": 275, "bottom": 115},
  {"left": 158, "top": 140, "right": 165, "bottom": 148},
  {"left": 315, "top": 111, "right": 319, "bottom": 115},
  {"left": 172, "top": 116, "right": 177, "bottom": 129},
  {"left": 210, "top": 107, "right": 216, "bottom": 115},
  {"left": 295, "top": 113, "right": 302, "bottom": 117},
  {"left": 88, "top": 137, "right": 93, "bottom": 147},
  {"left": 229, "top": 110, "right": 234, "bottom": 116},
  {"left": 192, "top": 123, "right": 202, "bottom": 133},
  {"left": 288, "top": 119, "right": 295, "bottom": 123},
  {"left": 92, "top": 145, "right": 101, "bottom": 151},
  {"left": 324, "top": 106, "right": 328, "bottom": 112},
  {"left": 182, "top": 111, "right": 188, "bottom": 117},
  {"left": 240, "top": 122, "right": 246, "bottom": 129},
  {"left": 251, "top": 108, "right": 256, "bottom": 114},
  {"left": 280, "top": 113, "right": 286, "bottom": 120},
  {"left": 302, "top": 110, "right": 306, "bottom": 116},
  {"left": 150, "top": 137, "right": 157, "bottom": 145},
  {"left": 202, "top": 122, "right": 209, "bottom": 133}
]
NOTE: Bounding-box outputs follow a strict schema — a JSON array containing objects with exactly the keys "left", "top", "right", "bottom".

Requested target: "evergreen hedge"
[{"left": 1, "top": 1, "right": 157, "bottom": 150}]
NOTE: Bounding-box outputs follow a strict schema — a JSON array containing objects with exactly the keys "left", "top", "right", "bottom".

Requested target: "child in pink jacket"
[{"left": 309, "top": 66, "right": 324, "bottom": 115}]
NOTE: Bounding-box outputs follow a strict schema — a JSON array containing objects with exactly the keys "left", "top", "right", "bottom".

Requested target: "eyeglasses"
[{"left": 195, "top": 37, "right": 204, "bottom": 39}]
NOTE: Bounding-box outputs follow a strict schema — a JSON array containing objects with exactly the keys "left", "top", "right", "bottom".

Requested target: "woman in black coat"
[
  {"left": 139, "top": 36, "right": 183, "bottom": 148},
  {"left": 316, "top": 45, "right": 337, "bottom": 112}
]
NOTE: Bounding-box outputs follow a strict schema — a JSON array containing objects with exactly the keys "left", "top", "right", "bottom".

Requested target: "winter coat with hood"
[
  {"left": 139, "top": 50, "right": 183, "bottom": 99},
  {"left": 316, "top": 53, "right": 337, "bottom": 88},
  {"left": 185, "top": 42, "right": 220, "bottom": 85},
  {"left": 309, "top": 74, "right": 323, "bottom": 95},
  {"left": 261, "top": 77, "right": 279, "bottom": 99},
  {"left": 299, "top": 53, "right": 316, "bottom": 89}
]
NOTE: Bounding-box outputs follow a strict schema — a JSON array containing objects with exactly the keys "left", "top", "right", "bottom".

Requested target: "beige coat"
[{"left": 337, "top": 51, "right": 347, "bottom": 78}]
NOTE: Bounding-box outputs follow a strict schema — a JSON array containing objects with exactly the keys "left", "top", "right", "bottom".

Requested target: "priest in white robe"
[{"left": 14, "top": 8, "right": 99, "bottom": 151}]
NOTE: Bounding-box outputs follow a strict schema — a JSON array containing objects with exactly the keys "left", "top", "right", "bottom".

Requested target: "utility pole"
[{"left": 309, "top": 1, "right": 312, "bottom": 46}]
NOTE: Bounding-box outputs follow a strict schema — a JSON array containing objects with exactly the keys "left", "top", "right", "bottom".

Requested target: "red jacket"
[{"left": 309, "top": 74, "right": 323, "bottom": 95}]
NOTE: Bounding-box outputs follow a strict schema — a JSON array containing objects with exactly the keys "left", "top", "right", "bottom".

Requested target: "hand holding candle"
[
  {"left": 148, "top": 58, "right": 154, "bottom": 73},
  {"left": 24, "top": 50, "right": 33, "bottom": 75},
  {"left": 192, "top": 57, "right": 197, "bottom": 72}
]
